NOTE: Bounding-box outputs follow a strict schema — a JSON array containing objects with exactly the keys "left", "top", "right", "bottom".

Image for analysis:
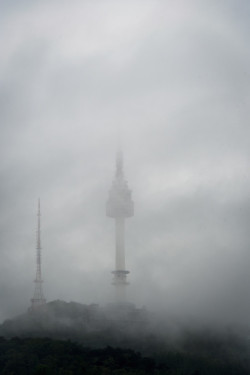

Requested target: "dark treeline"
[
  {"left": 1, "top": 301, "right": 250, "bottom": 374},
  {"left": 0, "top": 337, "right": 154, "bottom": 375},
  {"left": 0, "top": 335, "right": 249, "bottom": 375}
]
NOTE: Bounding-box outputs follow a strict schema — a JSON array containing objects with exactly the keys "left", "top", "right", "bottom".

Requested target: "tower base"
[{"left": 112, "top": 270, "right": 130, "bottom": 303}]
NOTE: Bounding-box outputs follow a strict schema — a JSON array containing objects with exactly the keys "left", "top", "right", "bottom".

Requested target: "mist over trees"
[
  {"left": 1, "top": 0, "right": 250, "bottom": 373},
  {"left": 0, "top": 301, "right": 250, "bottom": 374}
]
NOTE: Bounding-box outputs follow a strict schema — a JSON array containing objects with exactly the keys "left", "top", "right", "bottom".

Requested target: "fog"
[{"left": 0, "top": 0, "right": 250, "bottom": 325}]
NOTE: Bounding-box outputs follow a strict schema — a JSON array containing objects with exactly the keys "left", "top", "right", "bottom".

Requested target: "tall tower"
[
  {"left": 31, "top": 199, "right": 46, "bottom": 310},
  {"left": 106, "top": 151, "right": 134, "bottom": 303}
]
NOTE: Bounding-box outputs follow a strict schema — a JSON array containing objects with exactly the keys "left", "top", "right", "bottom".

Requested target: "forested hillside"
[
  {"left": 0, "top": 301, "right": 250, "bottom": 374},
  {"left": 0, "top": 336, "right": 249, "bottom": 375}
]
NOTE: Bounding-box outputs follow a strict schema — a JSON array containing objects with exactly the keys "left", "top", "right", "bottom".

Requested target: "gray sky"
[{"left": 0, "top": 0, "right": 250, "bottom": 324}]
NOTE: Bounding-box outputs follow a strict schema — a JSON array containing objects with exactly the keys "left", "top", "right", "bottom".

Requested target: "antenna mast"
[{"left": 31, "top": 199, "right": 46, "bottom": 309}]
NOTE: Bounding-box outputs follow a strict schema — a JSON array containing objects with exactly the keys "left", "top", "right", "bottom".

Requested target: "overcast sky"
[{"left": 0, "top": 0, "right": 250, "bottom": 324}]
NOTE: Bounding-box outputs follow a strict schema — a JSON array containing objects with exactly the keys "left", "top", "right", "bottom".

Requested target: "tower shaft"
[
  {"left": 115, "top": 217, "right": 125, "bottom": 270},
  {"left": 31, "top": 199, "right": 46, "bottom": 310}
]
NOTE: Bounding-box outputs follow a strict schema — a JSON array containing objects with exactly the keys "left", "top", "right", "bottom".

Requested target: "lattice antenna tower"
[
  {"left": 106, "top": 150, "right": 134, "bottom": 303},
  {"left": 31, "top": 199, "right": 46, "bottom": 309}
]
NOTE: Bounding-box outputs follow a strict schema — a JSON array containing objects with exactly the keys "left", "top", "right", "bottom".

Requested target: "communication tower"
[
  {"left": 31, "top": 199, "right": 46, "bottom": 309},
  {"left": 106, "top": 151, "right": 134, "bottom": 302}
]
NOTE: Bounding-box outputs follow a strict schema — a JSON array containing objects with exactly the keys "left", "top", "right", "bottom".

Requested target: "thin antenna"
[
  {"left": 116, "top": 150, "right": 124, "bottom": 179},
  {"left": 116, "top": 126, "right": 122, "bottom": 153},
  {"left": 115, "top": 125, "right": 124, "bottom": 179},
  {"left": 30, "top": 199, "right": 46, "bottom": 310}
]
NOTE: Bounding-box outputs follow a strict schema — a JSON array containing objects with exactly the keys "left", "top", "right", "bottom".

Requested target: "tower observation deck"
[{"left": 106, "top": 151, "right": 134, "bottom": 303}]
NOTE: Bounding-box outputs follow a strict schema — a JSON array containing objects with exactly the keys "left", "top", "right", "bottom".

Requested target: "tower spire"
[
  {"left": 115, "top": 150, "right": 123, "bottom": 179},
  {"left": 31, "top": 199, "right": 46, "bottom": 310},
  {"left": 106, "top": 151, "right": 134, "bottom": 303}
]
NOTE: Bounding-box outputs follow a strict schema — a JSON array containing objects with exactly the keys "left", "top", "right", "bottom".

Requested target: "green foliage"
[
  {"left": 0, "top": 335, "right": 248, "bottom": 375},
  {"left": 0, "top": 337, "right": 156, "bottom": 375},
  {"left": 0, "top": 303, "right": 250, "bottom": 375}
]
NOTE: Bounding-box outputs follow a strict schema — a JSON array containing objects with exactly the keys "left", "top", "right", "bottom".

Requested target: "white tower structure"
[
  {"left": 106, "top": 151, "right": 134, "bottom": 303},
  {"left": 31, "top": 199, "right": 46, "bottom": 310}
]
